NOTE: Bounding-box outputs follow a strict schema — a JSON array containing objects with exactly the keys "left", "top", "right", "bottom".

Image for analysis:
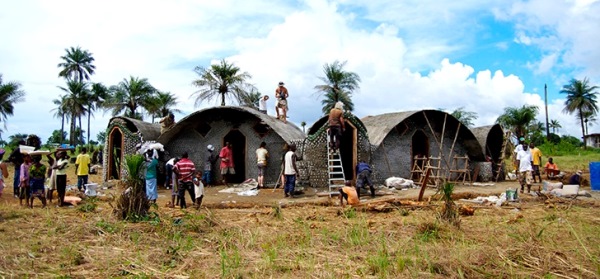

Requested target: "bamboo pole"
[{"left": 422, "top": 112, "right": 451, "bottom": 170}]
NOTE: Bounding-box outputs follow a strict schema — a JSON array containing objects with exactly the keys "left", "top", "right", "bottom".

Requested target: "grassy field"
[
  {"left": 1, "top": 192, "right": 599, "bottom": 278},
  {"left": 0, "top": 152, "right": 599, "bottom": 278}
]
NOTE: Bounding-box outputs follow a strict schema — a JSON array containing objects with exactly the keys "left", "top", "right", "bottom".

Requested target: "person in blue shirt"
[{"left": 355, "top": 161, "right": 375, "bottom": 198}]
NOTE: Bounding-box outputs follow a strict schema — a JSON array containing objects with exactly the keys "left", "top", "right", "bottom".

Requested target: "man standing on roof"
[
  {"left": 328, "top": 101, "right": 345, "bottom": 153},
  {"left": 259, "top": 95, "right": 269, "bottom": 114},
  {"left": 219, "top": 142, "right": 235, "bottom": 185},
  {"left": 275, "top": 81, "right": 289, "bottom": 123}
]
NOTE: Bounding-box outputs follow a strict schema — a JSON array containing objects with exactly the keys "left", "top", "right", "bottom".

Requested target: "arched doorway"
[
  {"left": 107, "top": 128, "right": 123, "bottom": 180},
  {"left": 339, "top": 122, "right": 357, "bottom": 182},
  {"left": 411, "top": 129, "right": 429, "bottom": 173},
  {"left": 223, "top": 130, "right": 246, "bottom": 183}
]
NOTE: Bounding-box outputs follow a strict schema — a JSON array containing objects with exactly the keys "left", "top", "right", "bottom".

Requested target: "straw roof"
[
  {"left": 108, "top": 116, "right": 161, "bottom": 141},
  {"left": 361, "top": 110, "right": 485, "bottom": 160},
  {"left": 158, "top": 106, "right": 305, "bottom": 144},
  {"left": 471, "top": 124, "right": 504, "bottom": 155}
]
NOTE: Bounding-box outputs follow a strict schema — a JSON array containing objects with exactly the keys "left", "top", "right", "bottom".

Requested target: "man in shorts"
[
  {"left": 516, "top": 144, "right": 533, "bottom": 193},
  {"left": 219, "top": 142, "right": 235, "bottom": 185},
  {"left": 529, "top": 142, "right": 542, "bottom": 183},
  {"left": 275, "top": 81, "right": 289, "bottom": 123},
  {"left": 255, "top": 141, "right": 269, "bottom": 188}
]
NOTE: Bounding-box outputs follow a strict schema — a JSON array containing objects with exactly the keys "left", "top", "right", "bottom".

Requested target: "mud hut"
[
  {"left": 361, "top": 110, "right": 485, "bottom": 184},
  {"left": 472, "top": 124, "right": 505, "bottom": 181},
  {"left": 157, "top": 106, "right": 305, "bottom": 185},
  {"left": 103, "top": 116, "right": 161, "bottom": 181},
  {"left": 303, "top": 113, "right": 371, "bottom": 187}
]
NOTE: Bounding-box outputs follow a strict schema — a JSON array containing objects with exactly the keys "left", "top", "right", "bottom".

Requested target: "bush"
[{"left": 114, "top": 154, "right": 150, "bottom": 221}]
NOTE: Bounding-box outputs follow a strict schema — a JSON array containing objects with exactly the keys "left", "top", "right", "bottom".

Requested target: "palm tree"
[
  {"left": 51, "top": 95, "right": 69, "bottom": 144},
  {"left": 301, "top": 121, "right": 306, "bottom": 133},
  {"left": 450, "top": 107, "right": 478, "bottom": 127},
  {"left": 57, "top": 46, "right": 96, "bottom": 82},
  {"left": 496, "top": 105, "right": 539, "bottom": 139},
  {"left": 191, "top": 59, "right": 255, "bottom": 107},
  {"left": 579, "top": 110, "right": 597, "bottom": 136},
  {"left": 314, "top": 60, "right": 361, "bottom": 114},
  {"left": 146, "top": 91, "right": 182, "bottom": 122},
  {"left": 0, "top": 74, "right": 25, "bottom": 132},
  {"left": 549, "top": 119, "right": 562, "bottom": 134},
  {"left": 105, "top": 76, "right": 157, "bottom": 120},
  {"left": 561, "top": 78, "right": 599, "bottom": 147},
  {"left": 240, "top": 89, "right": 262, "bottom": 109},
  {"left": 86, "top": 83, "right": 109, "bottom": 146},
  {"left": 58, "top": 81, "right": 89, "bottom": 145}
]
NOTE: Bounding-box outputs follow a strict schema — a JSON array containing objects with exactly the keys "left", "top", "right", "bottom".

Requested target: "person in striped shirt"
[{"left": 174, "top": 152, "right": 196, "bottom": 209}]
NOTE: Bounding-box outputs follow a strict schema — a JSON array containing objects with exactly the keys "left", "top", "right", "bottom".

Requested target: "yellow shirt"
[
  {"left": 531, "top": 147, "right": 542, "bottom": 166},
  {"left": 75, "top": 153, "right": 91, "bottom": 175}
]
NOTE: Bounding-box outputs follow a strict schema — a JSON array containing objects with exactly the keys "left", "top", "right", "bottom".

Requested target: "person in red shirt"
[
  {"left": 219, "top": 142, "right": 235, "bottom": 185},
  {"left": 174, "top": 152, "right": 195, "bottom": 209}
]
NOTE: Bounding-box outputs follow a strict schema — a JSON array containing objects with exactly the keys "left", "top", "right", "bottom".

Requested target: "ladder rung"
[{"left": 329, "top": 172, "right": 344, "bottom": 175}]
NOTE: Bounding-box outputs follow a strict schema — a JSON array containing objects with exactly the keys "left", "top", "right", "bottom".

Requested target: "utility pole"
[{"left": 544, "top": 83, "right": 550, "bottom": 140}]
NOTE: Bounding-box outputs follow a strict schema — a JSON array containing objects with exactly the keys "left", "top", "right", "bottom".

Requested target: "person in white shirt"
[
  {"left": 516, "top": 144, "right": 533, "bottom": 193},
  {"left": 255, "top": 142, "right": 269, "bottom": 188},
  {"left": 283, "top": 143, "right": 299, "bottom": 197},
  {"left": 259, "top": 95, "right": 269, "bottom": 114}
]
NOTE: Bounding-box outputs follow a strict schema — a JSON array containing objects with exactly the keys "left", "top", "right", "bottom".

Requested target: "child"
[
  {"left": 19, "top": 154, "right": 32, "bottom": 207},
  {"left": 29, "top": 155, "right": 47, "bottom": 208},
  {"left": 193, "top": 171, "right": 205, "bottom": 209},
  {"left": 0, "top": 149, "right": 8, "bottom": 198}
]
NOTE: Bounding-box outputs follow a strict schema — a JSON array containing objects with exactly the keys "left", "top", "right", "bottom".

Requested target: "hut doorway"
[
  {"left": 339, "top": 122, "right": 357, "bottom": 182},
  {"left": 223, "top": 130, "right": 246, "bottom": 183},
  {"left": 107, "top": 127, "right": 123, "bottom": 180},
  {"left": 411, "top": 130, "right": 429, "bottom": 171}
]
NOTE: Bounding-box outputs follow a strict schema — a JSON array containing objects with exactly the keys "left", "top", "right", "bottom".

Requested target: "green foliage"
[
  {"left": 114, "top": 154, "right": 151, "bottom": 221},
  {"left": 315, "top": 60, "right": 361, "bottom": 114},
  {"left": 496, "top": 105, "right": 539, "bottom": 138},
  {"left": 0, "top": 74, "right": 26, "bottom": 133},
  {"left": 191, "top": 59, "right": 255, "bottom": 107},
  {"left": 450, "top": 107, "right": 478, "bottom": 128},
  {"left": 77, "top": 197, "right": 98, "bottom": 213},
  {"left": 47, "top": 130, "right": 69, "bottom": 145},
  {"left": 438, "top": 182, "right": 460, "bottom": 227}
]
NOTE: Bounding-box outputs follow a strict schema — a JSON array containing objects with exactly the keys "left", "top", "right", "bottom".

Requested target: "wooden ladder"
[
  {"left": 494, "top": 131, "right": 512, "bottom": 182},
  {"left": 327, "top": 132, "right": 345, "bottom": 196},
  {"left": 448, "top": 155, "right": 471, "bottom": 185}
]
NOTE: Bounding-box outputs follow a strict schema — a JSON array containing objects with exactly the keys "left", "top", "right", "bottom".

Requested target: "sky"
[{"left": 1, "top": 0, "right": 599, "bottom": 144}]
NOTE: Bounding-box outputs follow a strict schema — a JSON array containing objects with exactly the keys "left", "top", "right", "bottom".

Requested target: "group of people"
[
  {"left": 258, "top": 81, "right": 290, "bottom": 123},
  {"left": 0, "top": 143, "right": 92, "bottom": 208},
  {"left": 513, "top": 137, "right": 583, "bottom": 194}
]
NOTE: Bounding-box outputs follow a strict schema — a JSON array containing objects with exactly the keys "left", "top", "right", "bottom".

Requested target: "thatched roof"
[
  {"left": 361, "top": 110, "right": 485, "bottom": 160},
  {"left": 472, "top": 124, "right": 504, "bottom": 158},
  {"left": 108, "top": 116, "right": 161, "bottom": 141},
  {"left": 158, "top": 106, "right": 305, "bottom": 144}
]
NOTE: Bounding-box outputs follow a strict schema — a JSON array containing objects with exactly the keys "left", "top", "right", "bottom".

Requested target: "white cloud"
[{"left": 0, "top": 0, "right": 598, "bottom": 144}]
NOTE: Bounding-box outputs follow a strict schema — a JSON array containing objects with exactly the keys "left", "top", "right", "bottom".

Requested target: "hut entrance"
[
  {"left": 107, "top": 127, "right": 123, "bottom": 180},
  {"left": 223, "top": 130, "right": 246, "bottom": 183},
  {"left": 339, "top": 122, "right": 357, "bottom": 182},
  {"left": 411, "top": 130, "right": 429, "bottom": 171}
]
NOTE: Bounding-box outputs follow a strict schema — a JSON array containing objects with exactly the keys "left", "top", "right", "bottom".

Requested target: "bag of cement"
[
  {"left": 507, "top": 172, "right": 517, "bottom": 180},
  {"left": 551, "top": 184, "right": 579, "bottom": 197},
  {"left": 543, "top": 181, "right": 563, "bottom": 191},
  {"left": 385, "top": 177, "right": 414, "bottom": 189}
]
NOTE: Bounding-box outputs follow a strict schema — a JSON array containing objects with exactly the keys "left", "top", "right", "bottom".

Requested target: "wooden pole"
[
  {"left": 418, "top": 167, "right": 431, "bottom": 201},
  {"left": 422, "top": 112, "right": 451, "bottom": 170},
  {"left": 446, "top": 122, "right": 462, "bottom": 180}
]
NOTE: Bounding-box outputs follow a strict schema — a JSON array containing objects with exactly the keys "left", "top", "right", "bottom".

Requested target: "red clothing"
[
  {"left": 219, "top": 146, "right": 234, "bottom": 168},
  {"left": 174, "top": 158, "right": 195, "bottom": 182}
]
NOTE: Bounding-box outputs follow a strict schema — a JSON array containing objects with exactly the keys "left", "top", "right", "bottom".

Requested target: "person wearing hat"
[
  {"left": 203, "top": 144, "right": 218, "bottom": 187},
  {"left": 568, "top": 170, "right": 583, "bottom": 186},
  {"left": 275, "top": 81, "right": 289, "bottom": 123},
  {"left": 52, "top": 151, "right": 69, "bottom": 206},
  {"left": 259, "top": 95, "right": 269, "bottom": 114},
  {"left": 0, "top": 149, "right": 9, "bottom": 198}
]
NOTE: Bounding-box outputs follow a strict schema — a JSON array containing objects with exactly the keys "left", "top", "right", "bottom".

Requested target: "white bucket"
[{"left": 84, "top": 183, "right": 98, "bottom": 197}]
